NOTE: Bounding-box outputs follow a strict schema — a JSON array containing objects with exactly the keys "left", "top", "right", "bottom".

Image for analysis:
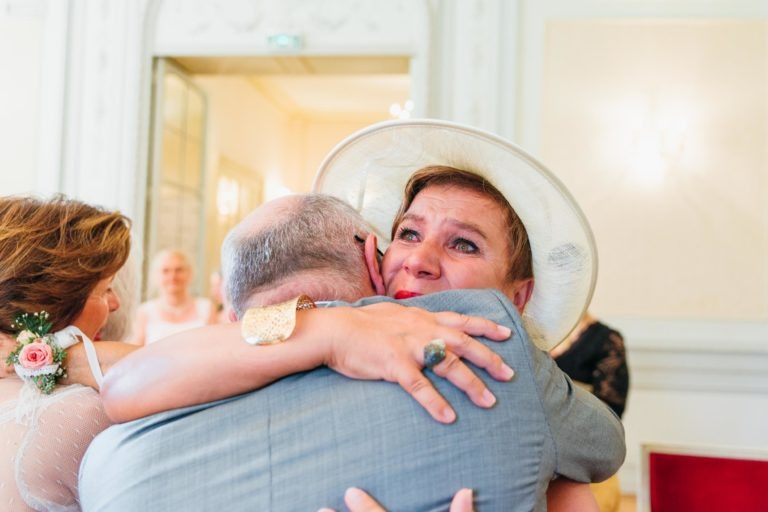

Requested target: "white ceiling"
[
  {"left": 174, "top": 56, "right": 411, "bottom": 117},
  {"left": 248, "top": 74, "right": 410, "bottom": 117}
]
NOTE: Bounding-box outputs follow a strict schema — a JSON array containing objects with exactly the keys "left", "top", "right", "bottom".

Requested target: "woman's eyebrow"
[
  {"left": 447, "top": 219, "right": 489, "bottom": 240},
  {"left": 400, "top": 212, "right": 424, "bottom": 224},
  {"left": 401, "top": 213, "right": 489, "bottom": 240}
]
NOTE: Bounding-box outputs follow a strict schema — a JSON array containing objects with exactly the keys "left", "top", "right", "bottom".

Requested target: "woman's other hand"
[{"left": 318, "top": 487, "right": 474, "bottom": 512}]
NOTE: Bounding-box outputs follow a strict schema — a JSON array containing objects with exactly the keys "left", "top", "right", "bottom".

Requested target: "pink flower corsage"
[{"left": 5, "top": 311, "right": 66, "bottom": 394}]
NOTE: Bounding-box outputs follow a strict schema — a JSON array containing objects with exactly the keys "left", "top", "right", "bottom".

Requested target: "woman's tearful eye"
[
  {"left": 452, "top": 238, "right": 479, "bottom": 254},
  {"left": 396, "top": 227, "right": 420, "bottom": 242}
]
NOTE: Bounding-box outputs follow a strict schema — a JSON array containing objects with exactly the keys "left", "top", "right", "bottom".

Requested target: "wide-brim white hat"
[{"left": 313, "top": 119, "right": 597, "bottom": 350}]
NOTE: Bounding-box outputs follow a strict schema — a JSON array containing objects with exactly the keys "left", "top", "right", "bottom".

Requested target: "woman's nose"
[
  {"left": 108, "top": 292, "right": 121, "bottom": 312},
  {"left": 403, "top": 241, "right": 441, "bottom": 279}
]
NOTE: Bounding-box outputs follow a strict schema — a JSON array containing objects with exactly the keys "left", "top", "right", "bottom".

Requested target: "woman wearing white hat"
[
  {"left": 92, "top": 120, "right": 611, "bottom": 510},
  {"left": 312, "top": 120, "right": 602, "bottom": 511},
  {"left": 99, "top": 120, "right": 597, "bottom": 422},
  {"left": 314, "top": 119, "right": 598, "bottom": 353},
  {"left": 101, "top": 120, "right": 599, "bottom": 421}
]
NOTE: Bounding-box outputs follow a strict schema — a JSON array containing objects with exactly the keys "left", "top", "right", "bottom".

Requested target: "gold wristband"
[{"left": 240, "top": 294, "right": 316, "bottom": 345}]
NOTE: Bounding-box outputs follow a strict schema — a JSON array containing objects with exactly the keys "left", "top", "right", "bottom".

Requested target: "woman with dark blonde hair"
[{"left": 0, "top": 195, "right": 137, "bottom": 511}]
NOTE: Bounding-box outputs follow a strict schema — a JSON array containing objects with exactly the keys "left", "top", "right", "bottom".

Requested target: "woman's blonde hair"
[
  {"left": 0, "top": 195, "right": 131, "bottom": 334},
  {"left": 391, "top": 165, "right": 533, "bottom": 283}
]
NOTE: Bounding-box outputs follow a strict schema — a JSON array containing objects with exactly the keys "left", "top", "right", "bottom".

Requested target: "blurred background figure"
[
  {"left": 131, "top": 249, "right": 216, "bottom": 345},
  {"left": 551, "top": 311, "right": 629, "bottom": 512}
]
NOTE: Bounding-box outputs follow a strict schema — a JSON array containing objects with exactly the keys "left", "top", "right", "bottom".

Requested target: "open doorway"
[{"left": 144, "top": 55, "right": 411, "bottom": 299}]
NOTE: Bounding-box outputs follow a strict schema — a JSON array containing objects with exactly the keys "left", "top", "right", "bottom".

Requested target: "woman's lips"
[{"left": 394, "top": 291, "right": 423, "bottom": 300}]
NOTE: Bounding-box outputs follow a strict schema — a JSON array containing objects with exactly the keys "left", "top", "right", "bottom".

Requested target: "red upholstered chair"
[{"left": 639, "top": 443, "right": 768, "bottom": 512}]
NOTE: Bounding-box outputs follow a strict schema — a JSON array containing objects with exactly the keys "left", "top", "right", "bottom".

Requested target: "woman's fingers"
[
  {"left": 394, "top": 341, "right": 501, "bottom": 421},
  {"left": 319, "top": 487, "right": 475, "bottom": 512},
  {"left": 450, "top": 488, "right": 474, "bottom": 512},
  {"left": 326, "top": 303, "right": 515, "bottom": 423},
  {"left": 316, "top": 487, "right": 385, "bottom": 512},
  {"left": 344, "top": 487, "right": 386, "bottom": 512},
  {"left": 437, "top": 330, "right": 515, "bottom": 382},
  {"left": 431, "top": 352, "right": 497, "bottom": 408},
  {"left": 433, "top": 311, "right": 512, "bottom": 341},
  {"left": 391, "top": 361, "right": 457, "bottom": 423}
]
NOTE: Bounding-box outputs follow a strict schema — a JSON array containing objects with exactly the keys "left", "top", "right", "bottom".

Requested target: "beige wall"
[
  {"left": 194, "top": 75, "right": 388, "bottom": 291},
  {"left": 284, "top": 117, "right": 387, "bottom": 191},
  {"left": 0, "top": 12, "right": 43, "bottom": 194},
  {"left": 195, "top": 75, "right": 284, "bottom": 291},
  {"left": 541, "top": 19, "right": 768, "bottom": 321}
]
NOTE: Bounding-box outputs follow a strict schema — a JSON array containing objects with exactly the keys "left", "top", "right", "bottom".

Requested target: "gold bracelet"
[{"left": 240, "top": 294, "right": 316, "bottom": 345}]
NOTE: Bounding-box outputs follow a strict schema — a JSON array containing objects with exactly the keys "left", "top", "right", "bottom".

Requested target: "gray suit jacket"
[{"left": 79, "top": 289, "right": 625, "bottom": 511}]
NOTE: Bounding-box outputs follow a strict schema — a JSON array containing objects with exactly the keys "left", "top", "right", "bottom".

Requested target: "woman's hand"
[
  {"left": 319, "top": 487, "right": 474, "bottom": 512},
  {"left": 305, "top": 302, "right": 515, "bottom": 424}
]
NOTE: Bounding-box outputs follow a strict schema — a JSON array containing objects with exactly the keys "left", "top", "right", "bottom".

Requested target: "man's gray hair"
[{"left": 222, "top": 194, "right": 373, "bottom": 316}]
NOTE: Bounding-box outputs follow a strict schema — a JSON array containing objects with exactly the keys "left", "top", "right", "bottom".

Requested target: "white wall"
[
  {"left": 0, "top": 9, "right": 43, "bottom": 194},
  {"left": 540, "top": 19, "right": 768, "bottom": 322},
  {"left": 512, "top": 3, "right": 768, "bottom": 493}
]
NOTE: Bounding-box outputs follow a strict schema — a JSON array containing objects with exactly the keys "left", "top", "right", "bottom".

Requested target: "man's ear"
[
  {"left": 364, "top": 234, "right": 386, "bottom": 295},
  {"left": 507, "top": 278, "right": 534, "bottom": 314},
  {"left": 228, "top": 309, "right": 238, "bottom": 323}
]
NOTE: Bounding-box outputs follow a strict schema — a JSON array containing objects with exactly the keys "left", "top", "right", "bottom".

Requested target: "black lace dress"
[{"left": 553, "top": 321, "right": 629, "bottom": 418}]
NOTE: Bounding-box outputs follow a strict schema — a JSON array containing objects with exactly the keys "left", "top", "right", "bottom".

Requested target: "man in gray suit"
[{"left": 79, "top": 194, "right": 624, "bottom": 511}]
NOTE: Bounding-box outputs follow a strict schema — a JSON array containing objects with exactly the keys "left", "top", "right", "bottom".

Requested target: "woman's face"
[
  {"left": 72, "top": 276, "right": 120, "bottom": 340},
  {"left": 158, "top": 253, "right": 191, "bottom": 295},
  {"left": 382, "top": 184, "right": 517, "bottom": 300}
]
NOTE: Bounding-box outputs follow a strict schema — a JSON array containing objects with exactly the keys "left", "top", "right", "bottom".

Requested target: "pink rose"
[{"left": 18, "top": 341, "right": 54, "bottom": 369}]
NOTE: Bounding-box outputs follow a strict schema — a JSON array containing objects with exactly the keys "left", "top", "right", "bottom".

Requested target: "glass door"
[{"left": 143, "top": 58, "right": 208, "bottom": 298}]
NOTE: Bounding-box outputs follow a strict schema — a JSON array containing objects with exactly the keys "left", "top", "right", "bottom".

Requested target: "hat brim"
[{"left": 313, "top": 119, "right": 597, "bottom": 350}]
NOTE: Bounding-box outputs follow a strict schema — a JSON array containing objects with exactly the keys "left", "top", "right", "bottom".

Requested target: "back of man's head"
[{"left": 222, "top": 194, "right": 375, "bottom": 317}]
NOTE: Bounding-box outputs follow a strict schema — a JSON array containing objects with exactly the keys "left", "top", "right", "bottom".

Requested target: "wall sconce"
[
  {"left": 389, "top": 99, "right": 414, "bottom": 119},
  {"left": 216, "top": 176, "right": 240, "bottom": 218},
  {"left": 621, "top": 95, "right": 690, "bottom": 186}
]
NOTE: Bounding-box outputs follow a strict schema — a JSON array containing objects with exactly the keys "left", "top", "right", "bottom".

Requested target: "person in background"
[
  {"left": 131, "top": 249, "right": 216, "bottom": 345},
  {"left": 551, "top": 311, "right": 629, "bottom": 512}
]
